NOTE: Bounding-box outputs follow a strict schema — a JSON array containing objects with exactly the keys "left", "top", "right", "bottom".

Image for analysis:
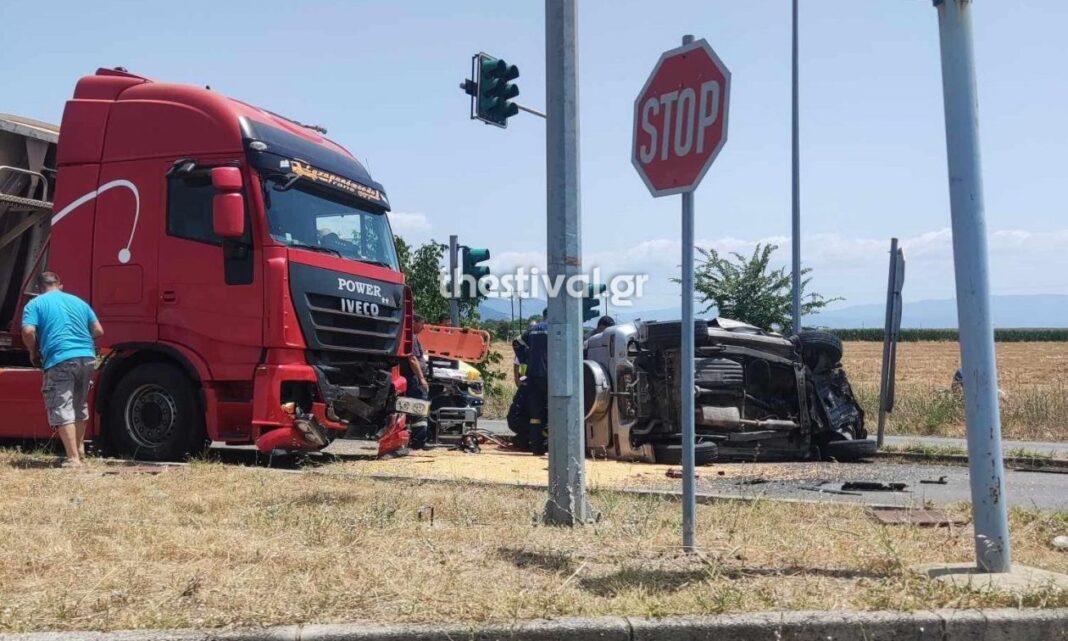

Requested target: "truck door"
[
  {"left": 156, "top": 159, "right": 263, "bottom": 380},
  {"left": 91, "top": 160, "right": 163, "bottom": 341}
]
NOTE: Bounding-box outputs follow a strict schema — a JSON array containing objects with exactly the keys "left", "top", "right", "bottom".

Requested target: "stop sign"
[{"left": 632, "top": 39, "right": 731, "bottom": 197}]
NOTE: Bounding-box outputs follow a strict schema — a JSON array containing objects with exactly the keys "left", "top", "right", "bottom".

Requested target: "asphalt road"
[{"left": 474, "top": 419, "right": 1068, "bottom": 511}]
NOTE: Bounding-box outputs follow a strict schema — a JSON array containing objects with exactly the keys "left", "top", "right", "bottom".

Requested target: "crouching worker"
[
  {"left": 21, "top": 272, "right": 104, "bottom": 468},
  {"left": 380, "top": 314, "right": 431, "bottom": 460}
]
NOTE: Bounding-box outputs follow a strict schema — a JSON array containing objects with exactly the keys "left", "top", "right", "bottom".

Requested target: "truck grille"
[
  {"left": 288, "top": 262, "right": 406, "bottom": 357},
  {"left": 305, "top": 293, "right": 401, "bottom": 354}
]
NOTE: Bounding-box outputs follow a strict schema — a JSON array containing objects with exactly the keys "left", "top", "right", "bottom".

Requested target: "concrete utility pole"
[
  {"left": 790, "top": 0, "right": 802, "bottom": 334},
  {"left": 544, "top": 0, "right": 593, "bottom": 525},
  {"left": 934, "top": 0, "right": 1011, "bottom": 572}
]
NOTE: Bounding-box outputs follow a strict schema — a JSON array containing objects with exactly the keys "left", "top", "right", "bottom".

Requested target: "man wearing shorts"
[{"left": 21, "top": 272, "right": 104, "bottom": 467}]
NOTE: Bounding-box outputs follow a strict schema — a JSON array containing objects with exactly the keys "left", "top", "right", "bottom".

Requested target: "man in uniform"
[
  {"left": 404, "top": 314, "right": 431, "bottom": 450},
  {"left": 517, "top": 309, "right": 549, "bottom": 456}
]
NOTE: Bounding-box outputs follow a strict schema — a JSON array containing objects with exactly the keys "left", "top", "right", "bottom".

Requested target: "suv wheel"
[{"left": 795, "top": 330, "right": 844, "bottom": 373}]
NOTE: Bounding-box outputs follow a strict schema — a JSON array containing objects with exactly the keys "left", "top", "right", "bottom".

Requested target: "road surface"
[{"left": 470, "top": 419, "right": 1067, "bottom": 511}]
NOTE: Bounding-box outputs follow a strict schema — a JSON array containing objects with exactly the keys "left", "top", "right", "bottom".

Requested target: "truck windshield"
[{"left": 262, "top": 175, "right": 399, "bottom": 270}]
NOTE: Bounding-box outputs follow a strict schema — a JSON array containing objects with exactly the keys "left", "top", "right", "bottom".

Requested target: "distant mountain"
[
  {"left": 478, "top": 297, "right": 548, "bottom": 322},
  {"left": 813, "top": 295, "right": 1068, "bottom": 329},
  {"left": 482, "top": 294, "right": 1068, "bottom": 329}
]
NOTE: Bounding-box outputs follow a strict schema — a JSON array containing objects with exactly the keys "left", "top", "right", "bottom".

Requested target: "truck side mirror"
[
  {"left": 213, "top": 193, "right": 245, "bottom": 238},
  {"left": 211, "top": 167, "right": 245, "bottom": 238}
]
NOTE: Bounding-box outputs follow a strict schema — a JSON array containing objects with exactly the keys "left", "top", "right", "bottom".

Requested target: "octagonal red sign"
[{"left": 632, "top": 39, "right": 731, "bottom": 197}]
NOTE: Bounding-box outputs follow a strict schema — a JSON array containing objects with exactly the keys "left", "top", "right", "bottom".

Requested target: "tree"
[
  {"left": 686, "top": 243, "right": 839, "bottom": 334},
  {"left": 393, "top": 236, "right": 507, "bottom": 391},
  {"left": 394, "top": 236, "right": 480, "bottom": 324}
]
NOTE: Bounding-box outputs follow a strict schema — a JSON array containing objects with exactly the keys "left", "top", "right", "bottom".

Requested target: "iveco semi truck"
[{"left": 0, "top": 68, "right": 422, "bottom": 460}]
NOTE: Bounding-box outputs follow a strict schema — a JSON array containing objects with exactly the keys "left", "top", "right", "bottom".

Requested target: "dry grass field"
[
  {"left": 0, "top": 451, "right": 1065, "bottom": 632},
  {"left": 482, "top": 340, "right": 1068, "bottom": 442}
]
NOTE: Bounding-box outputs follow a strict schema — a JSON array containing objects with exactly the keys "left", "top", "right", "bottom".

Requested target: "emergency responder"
[
  {"left": 517, "top": 309, "right": 549, "bottom": 456},
  {"left": 512, "top": 336, "right": 528, "bottom": 385},
  {"left": 383, "top": 313, "right": 430, "bottom": 459},
  {"left": 595, "top": 315, "right": 615, "bottom": 333}
]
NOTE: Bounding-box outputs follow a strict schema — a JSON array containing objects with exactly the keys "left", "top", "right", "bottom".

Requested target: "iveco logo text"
[
  {"left": 337, "top": 277, "right": 383, "bottom": 298},
  {"left": 340, "top": 298, "right": 381, "bottom": 317}
]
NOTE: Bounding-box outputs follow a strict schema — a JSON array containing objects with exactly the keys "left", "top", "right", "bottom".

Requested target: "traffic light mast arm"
[{"left": 514, "top": 103, "right": 546, "bottom": 119}]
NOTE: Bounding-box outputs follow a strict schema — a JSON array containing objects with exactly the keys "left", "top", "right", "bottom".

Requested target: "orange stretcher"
[{"left": 419, "top": 325, "right": 491, "bottom": 362}]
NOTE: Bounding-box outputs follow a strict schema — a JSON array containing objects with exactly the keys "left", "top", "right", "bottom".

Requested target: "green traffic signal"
[
  {"left": 461, "top": 246, "right": 491, "bottom": 299},
  {"left": 475, "top": 54, "right": 521, "bottom": 127},
  {"left": 583, "top": 283, "right": 607, "bottom": 322}
]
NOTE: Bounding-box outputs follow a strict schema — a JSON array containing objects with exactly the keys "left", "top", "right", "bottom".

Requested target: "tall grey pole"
[
  {"left": 790, "top": 0, "right": 801, "bottom": 334},
  {"left": 677, "top": 34, "right": 699, "bottom": 553},
  {"left": 449, "top": 235, "right": 460, "bottom": 326},
  {"left": 934, "top": 0, "right": 1011, "bottom": 573},
  {"left": 544, "top": 0, "right": 592, "bottom": 525}
]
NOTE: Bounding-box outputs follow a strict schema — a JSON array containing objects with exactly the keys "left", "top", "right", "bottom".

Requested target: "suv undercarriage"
[{"left": 582, "top": 318, "right": 874, "bottom": 464}]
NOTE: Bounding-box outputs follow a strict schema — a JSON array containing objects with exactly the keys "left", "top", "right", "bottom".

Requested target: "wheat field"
[{"left": 843, "top": 341, "right": 1068, "bottom": 442}]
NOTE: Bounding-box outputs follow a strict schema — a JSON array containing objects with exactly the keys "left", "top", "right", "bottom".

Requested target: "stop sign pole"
[{"left": 632, "top": 36, "right": 730, "bottom": 552}]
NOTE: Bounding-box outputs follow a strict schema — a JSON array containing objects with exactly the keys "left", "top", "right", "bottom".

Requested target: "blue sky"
[{"left": 4, "top": 0, "right": 1066, "bottom": 313}]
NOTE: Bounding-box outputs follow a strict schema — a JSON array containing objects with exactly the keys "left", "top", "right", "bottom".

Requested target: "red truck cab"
[{"left": 0, "top": 69, "right": 413, "bottom": 459}]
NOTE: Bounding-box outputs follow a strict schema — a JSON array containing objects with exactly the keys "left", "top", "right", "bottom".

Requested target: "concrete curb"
[{"left": 2, "top": 609, "right": 1066, "bottom": 641}]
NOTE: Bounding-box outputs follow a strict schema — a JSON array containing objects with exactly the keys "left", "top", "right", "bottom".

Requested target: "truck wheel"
[
  {"left": 796, "top": 330, "right": 843, "bottom": 373},
  {"left": 105, "top": 363, "right": 207, "bottom": 461}
]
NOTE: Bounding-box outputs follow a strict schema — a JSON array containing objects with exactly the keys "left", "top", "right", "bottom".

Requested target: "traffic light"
[
  {"left": 583, "top": 283, "right": 606, "bottom": 322},
  {"left": 474, "top": 53, "right": 520, "bottom": 127},
  {"left": 460, "top": 246, "right": 491, "bottom": 299}
]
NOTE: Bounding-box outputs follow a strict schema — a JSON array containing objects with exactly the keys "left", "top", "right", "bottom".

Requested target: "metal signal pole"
[
  {"left": 449, "top": 235, "right": 460, "bottom": 326},
  {"left": 790, "top": 0, "right": 802, "bottom": 334},
  {"left": 934, "top": 0, "right": 1011, "bottom": 572}
]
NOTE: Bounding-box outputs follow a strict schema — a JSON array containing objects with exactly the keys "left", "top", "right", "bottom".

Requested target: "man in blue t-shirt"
[{"left": 21, "top": 272, "right": 104, "bottom": 468}]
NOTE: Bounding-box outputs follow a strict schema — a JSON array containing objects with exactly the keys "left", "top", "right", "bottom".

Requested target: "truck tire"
[
  {"left": 105, "top": 363, "right": 207, "bottom": 461},
  {"left": 796, "top": 330, "right": 843, "bottom": 373}
]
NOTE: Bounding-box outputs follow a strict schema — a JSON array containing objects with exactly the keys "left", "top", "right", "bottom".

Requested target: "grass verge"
[{"left": 0, "top": 449, "right": 1065, "bottom": 633}]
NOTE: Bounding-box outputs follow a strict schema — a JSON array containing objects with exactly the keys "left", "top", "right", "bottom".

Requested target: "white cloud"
[
  {"left": 387, "top": 211, "right": 431, "bottom": 236},
  {"left": 488, "top": 250, "right": 546, "bottom": 274},
  {"left": 476, "top": 228, "right": 1068, "bottom": 310}
]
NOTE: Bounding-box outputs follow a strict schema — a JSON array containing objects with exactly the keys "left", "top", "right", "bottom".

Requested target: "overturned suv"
[{"left": 583, "top": 318, "right": 875, "bottom": 464}]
